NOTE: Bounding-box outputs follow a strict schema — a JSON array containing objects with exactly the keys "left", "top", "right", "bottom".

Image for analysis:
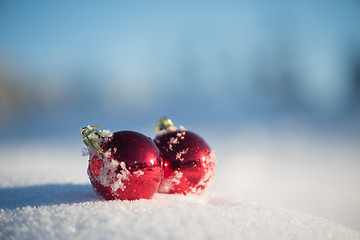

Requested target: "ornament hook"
[{"left": 81, "top": 125, "right": 104, "bottom": 155}]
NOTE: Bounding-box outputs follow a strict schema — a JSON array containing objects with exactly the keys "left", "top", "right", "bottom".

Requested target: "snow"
[
  {"left": 88, "top": 152, "right": 130, "bottom": 194},
  {"left": 158, "top": 170, "right": 184, "bottom": 193},
  {"left": 1, "top": 131, "right": 360, "bottom": 240},
  {"left": 133, "top": 170, "right": 144, "bottom": 177},
  {"left": 193, "top": 150, "right": 216, "bottom": 193},
  {"left": 1, "top": 193, "right": 359, "bottom": 240},
  {"left": 176, "top": 148, "right": 189, "bottom": 161},
  {"left": 102, "top": 129, "right": 113, "bottom": 138},
  {"left": 168, "top": 137, "right": 179, "bottom": 151}
]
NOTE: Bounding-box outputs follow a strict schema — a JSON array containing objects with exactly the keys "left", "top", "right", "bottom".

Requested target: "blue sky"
[{"left": 1, "top": 0, "right": 360, "bottom": 140}]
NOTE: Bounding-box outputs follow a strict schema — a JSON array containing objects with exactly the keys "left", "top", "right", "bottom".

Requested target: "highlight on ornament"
[
  {"left": 154, "top": 117, "right": 216, "bottom": 195},
  {"left": 81, "top": 125, "right": 163, "bottom": 200}
]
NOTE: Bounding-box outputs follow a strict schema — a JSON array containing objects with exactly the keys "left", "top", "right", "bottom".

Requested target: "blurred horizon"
[{"left": 1, "top": 0, "right": 360, "bottom": 142}]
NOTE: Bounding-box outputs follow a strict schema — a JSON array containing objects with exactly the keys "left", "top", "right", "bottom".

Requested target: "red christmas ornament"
[
  {"left": 154, "top": 118, "right": 216, "bottom": 195},
  {"left": 81, "top": 126, "right": 163, "bottom": 200}
]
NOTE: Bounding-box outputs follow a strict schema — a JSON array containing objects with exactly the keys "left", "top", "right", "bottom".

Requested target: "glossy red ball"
[
  {"left": 85, "top": 130, "right": 163, "bottom": 200},
  {"left": 154, "top": 130, "right": 216, "bottom": 195}
]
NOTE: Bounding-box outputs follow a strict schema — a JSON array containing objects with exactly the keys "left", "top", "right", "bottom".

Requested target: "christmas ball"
[
  {"left": 81, "top": 126, "right": 163, "bottom": 200},
  {"left": 154, "top": 118, "right": 216, "bottom": 194}
]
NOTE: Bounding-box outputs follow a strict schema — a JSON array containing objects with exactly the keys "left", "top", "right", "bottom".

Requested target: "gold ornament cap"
[{"left": 155, "top": 117, "right": 177, "bottom": 134}]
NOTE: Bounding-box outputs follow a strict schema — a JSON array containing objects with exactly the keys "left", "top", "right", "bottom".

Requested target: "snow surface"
[
  {"left": 1, "top": 130, "right": 360, "bottom": 240},
  {"left": 1, "top": 193, "right": 359, "bottom": 240}
]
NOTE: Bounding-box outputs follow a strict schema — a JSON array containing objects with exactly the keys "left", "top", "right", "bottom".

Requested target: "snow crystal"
[
  {"left": 90, "top": 150, "right": 130, "bottom": 194},
  {"left": 112, "top": 174, "right": 126, "bottom": 191},
  {"left": 102, "top": 129, "right": 113, "bottom": 138},
  {"left": 87, "top": 132, "right": 98, "bottom": 140},
  {"left": 156, "top": 125, "right": 177, "bottom": 137},
  {"left": 173, "top": 170, "right": 183, "bottom": 185},
  {"left": 169, "top": 137, "right": 179, "bottom": 145},
  {"left": 179, "top": 125, "right": 186, "bottom": 131},
  {"left": 133, "top": 170, "right": 144, "bottom": 177},
  {"left": 189, "top": 150, "right": 216, "bottom": 194},
  {"left": 81, "top": 148, "right": 89, "bottom": 156},
  {"left": 158, "top": 170, "right": 183, "bottom": 192},
  {"left": 112, "top": 162, "right": 130, "bottom": 192},
  {"left": 103, "top": 149, "right": 112, "bottom": 159},
  {"left": 96, "top": 158, "right": 119, "bottom": 187},
  {"left": 176, "top": 148, "right": 189, "bottom": 161},
  {"left": 175, "top": 131, "right": 186, "bottom": 140},
  {"left": 168, "top": 137, "right": 179, "bottom": 151},
  {"left": 167, "top": 125, "right": 177, "bottom": 132},
  {"left": 155, "top": 129, "right": 167, "bottom": 137}
]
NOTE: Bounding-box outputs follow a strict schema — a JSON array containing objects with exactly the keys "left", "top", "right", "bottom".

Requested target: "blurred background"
[{"left": 0, "top": 0, "right": 360, "bottom": 231}]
